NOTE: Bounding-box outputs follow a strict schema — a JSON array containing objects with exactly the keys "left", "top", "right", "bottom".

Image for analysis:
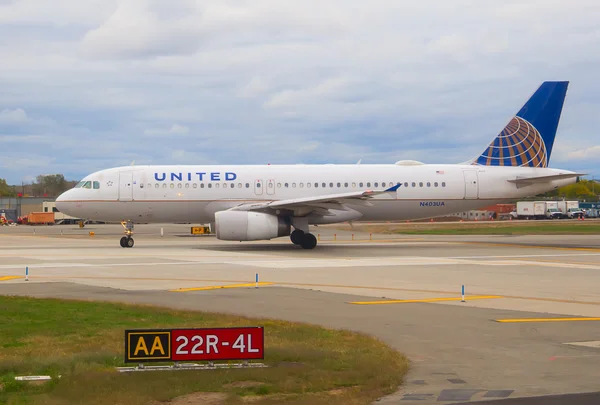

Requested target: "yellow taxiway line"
[
  {"left": 496, "top": 317, "right": 600, "bottom": 323},
  {"left": 350, "top": 295, "right": 503, "bottom": 305},
  {"left": 0, "top": 276, "right": 22, "bottom": 281},
  {"left": 170, "top": 282, "right": 274, "bottom": 292}
]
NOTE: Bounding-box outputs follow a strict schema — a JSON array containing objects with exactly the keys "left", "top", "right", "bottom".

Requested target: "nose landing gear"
[{"left": 120, "top": 220, "right": 134, "bottom": 248}]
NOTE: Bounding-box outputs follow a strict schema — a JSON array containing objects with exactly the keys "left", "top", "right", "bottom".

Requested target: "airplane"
[{"left": 56, "top": 81, "right": 581, "bottom": 249}]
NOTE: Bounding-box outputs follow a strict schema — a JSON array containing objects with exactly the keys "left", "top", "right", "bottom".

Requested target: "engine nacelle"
[{"left": 215, "top": 211, "right": 290, "bottom": 241}]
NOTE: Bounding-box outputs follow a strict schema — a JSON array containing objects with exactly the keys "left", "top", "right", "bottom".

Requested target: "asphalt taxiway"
[{"left": 1, "top": 224, "right": 599, "bottom": 404}]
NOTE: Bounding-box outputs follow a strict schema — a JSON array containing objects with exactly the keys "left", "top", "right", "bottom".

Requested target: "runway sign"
[
  {"left": 191, "top": 226, "right": 210, "bottom": 234},
  {"left": 125, "top": 327, "right": 264, "bottom": 363}
]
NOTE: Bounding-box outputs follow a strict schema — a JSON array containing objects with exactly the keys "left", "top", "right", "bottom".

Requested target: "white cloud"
[
  {"left": 567, "top": 146, "right": 600, "bottom": 161},
  {"left": 237, "top": 76, "right": 269, "bottom": 98},
  {"left": 144, "top": 124, "right": 189, "bottom": 136},
  {"left": 0, "top": 108, "right": 28, "bottom": 123}
]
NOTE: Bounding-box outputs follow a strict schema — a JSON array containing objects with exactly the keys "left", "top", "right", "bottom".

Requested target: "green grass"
[
  {"left": 0, "top": 296, "right": 408, "bottom": 405},
  {"left": 389, "top": 223, "right": 600, "bottom": 235}
]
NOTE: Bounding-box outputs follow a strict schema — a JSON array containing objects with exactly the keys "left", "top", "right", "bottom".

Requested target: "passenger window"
[
  {"left": 367, "top": 182, "right": 371, "bottom": 187},
  {"left": 412, "top": 182, "right": 416, "bottom": 187},
  {"left": 277, "top": 183, "right": 281, "bottom": 188},
  {"left": 223, "top": 183, "right": 227, "bottom": 188},
  {"left": 322, "top": 183, "right": 326, "bottom": 188},
  {"left": 238, "top": 183, "right": 242, "bottom": 188},
  {"left": 374, "top": 182, "right": 378, "bottom": 187},
  {"left": 329, "top": 182, "right": 333, "bottom": 188},
  {"left": 315, "top": 183, "right": 319, "bottom": 188},
  {"left": 382, "top": 182, "right": 386, "bottom": 187},
  {"left": 155, "top": 184, "right": 159, "bottom": 188},
  {"left": 215, "top": 184, "right": 220, "bottom": 188},
  {"left": 300, "top": 183, "right": 304, "bottom": 188},
  {"left": 140, "top": 183, "right": 144, "bottom": 189},
  {"left": 427, "top": 182, "right": 431, "bottom": 187},
  {"left": 344, "top": 182, "right": 348, "bottom": 187},
  {"left": 245, "top": 183, "right": 250, "bottom": 188},
  {"left": 170, "top": 184, "right": 174, "bottom": 189},
  {"left": 193, "top": 183, "right": 197, "bottom": 188},
  {"left": 285, "top": 183, "right": 289, "bottom": 188},
  {"left": 208, "top": 184, "right": 212, "bottom": 188},
  {"left": 337, "top": 182, "right": 341, "bottom": 188},
  {"left": 352, "top": 182, "right": 356, "bottom": 188},
  {"left": 359, "top": 182, "right": 363, "bottom": 187},
  {"left": 162, "top": 184, "right": 167, "bottom": 188},
  {"left": 442, "top": 182, "right": 446, "bottom": 187},
  {"left": 268, "top": 183, "right": 273, "bottom": 188},
  {"left": 404, "top": 182, "right": 408, "bottom": 187},
  {"left": 230, "top": 183, "right": 234, "bottom": 188},
  {"left": 292, "top": 183, "right": 296, "bottom": 188},
  {"left": 434, "top": 182, "right": 438, "bottom": 187},
  {"left": 200, "top": 183, "right": 205, "bottom": 188},
  {"left": 419, "top": 182, "right": 423, "bottom": 187},
  {"left": 177, "top": 183, "right": 182, "bottom": 188},
  {"left": 307, "top": 183, "right": 311, "bottom": 188}
]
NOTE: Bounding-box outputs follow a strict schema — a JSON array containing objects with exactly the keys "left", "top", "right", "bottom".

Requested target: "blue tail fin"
[{"left": 473, "top": 81, "right": 569, "bottom": 168}]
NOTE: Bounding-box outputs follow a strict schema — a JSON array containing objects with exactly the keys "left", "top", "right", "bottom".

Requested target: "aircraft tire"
[
  {"left": 119, "top": 236, "right": 128, "bottom": 248},
  {"left": 290, "top": 229, "right": 304, "bottom": 245},
  {"left": 300, "top": 233, "right": 317, "bottom": 249},
  {"left": 126, "top": 237, "right": 134, "bottom": 248}
]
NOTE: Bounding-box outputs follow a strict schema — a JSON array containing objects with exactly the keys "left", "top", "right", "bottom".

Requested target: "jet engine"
[{"left": 215, "top": 211, "right": 290, "bottom": 241}]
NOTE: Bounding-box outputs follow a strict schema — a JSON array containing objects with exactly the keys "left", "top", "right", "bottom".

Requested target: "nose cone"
[{"left": 55, "top": 190, "right": 72, "bottom": 215}]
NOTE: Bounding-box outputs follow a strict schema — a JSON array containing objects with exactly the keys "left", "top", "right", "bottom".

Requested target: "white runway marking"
[{"left": 2, "top": 253, "right": 600, "bottom": 271}]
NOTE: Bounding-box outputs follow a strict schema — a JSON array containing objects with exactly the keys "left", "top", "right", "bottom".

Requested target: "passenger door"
[
  {"left": 463, "top": 170, "right": 478, "bottom": 199},
  {"left": 119, "top": 172, "right": 134, "bottom": 201}
]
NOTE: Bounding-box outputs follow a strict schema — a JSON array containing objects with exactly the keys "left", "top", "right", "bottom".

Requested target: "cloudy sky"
[{"left": 1, "top": 0, "right": 600, "bottom": 184}]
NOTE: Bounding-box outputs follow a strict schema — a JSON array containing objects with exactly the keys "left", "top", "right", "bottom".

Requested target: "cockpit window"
[
  {"left": 93, "top": 181, "right": 100, "bottom": 189},
  {"left": 82, "top": 181, "right": 92, "bottom": 189},
  {"left": 75, "top": 181, "right": 85, "bottom": 188}
]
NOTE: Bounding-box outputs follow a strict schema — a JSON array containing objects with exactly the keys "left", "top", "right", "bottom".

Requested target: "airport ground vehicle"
[
  {"left": 26, "top": 212, "right": 55, "bottom": 225},
  {"left": 512, "top": 201, "right": 562, "bottom": 219},
  {"left": 556, "top": 201, "right": 580, "bottom": 218}
]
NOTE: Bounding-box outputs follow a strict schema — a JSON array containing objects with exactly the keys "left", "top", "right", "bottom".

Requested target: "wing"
[
  {"left": 228, "top": 184, "right": 400, "bottom": 216},
  {"left": 507, "top": 173, "right": 585, "bottom": 188}
]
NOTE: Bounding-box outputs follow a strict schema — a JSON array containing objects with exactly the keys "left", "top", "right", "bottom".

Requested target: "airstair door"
[
  {"left": 463, "top": 170, "right": 479, "bottom": 199},
  {"left": 119, "top": 172, "right": 134, "bottom": 201}
]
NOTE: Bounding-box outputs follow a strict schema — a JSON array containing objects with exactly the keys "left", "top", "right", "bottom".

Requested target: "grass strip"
[{"left": 0, "top": 296, "right": 408, "bottom": 405}]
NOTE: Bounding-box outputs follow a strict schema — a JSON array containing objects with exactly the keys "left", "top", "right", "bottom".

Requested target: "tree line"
[{"left": 0, "top": 175, "right": 78, "bottom": 198}]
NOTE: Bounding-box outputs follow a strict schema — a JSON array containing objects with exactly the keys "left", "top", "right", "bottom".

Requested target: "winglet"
[{"left": 385, "top": 183, "right": 401, "bottom": 192}]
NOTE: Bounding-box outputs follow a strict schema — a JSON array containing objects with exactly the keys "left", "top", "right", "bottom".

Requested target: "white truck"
[
  {"left": 557, "top": 201, "right": 582, "bottom": 218},
  {"left": 544, "top": 201, "right": 563, "bottom": 219},
  {"left": 515, "top": 201, "right": 546, "bottom": 219},
  {"left": 511, "top": 201, "right": 563, "bottom": 220}
]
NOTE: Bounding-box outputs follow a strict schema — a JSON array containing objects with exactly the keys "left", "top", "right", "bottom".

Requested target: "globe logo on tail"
[{"left": 474, "top": 116, "right": 548, "bottom": 168}]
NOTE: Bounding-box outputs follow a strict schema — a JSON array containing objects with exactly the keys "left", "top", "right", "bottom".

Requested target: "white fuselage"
[{"left": 56, "top": 164, "right": 577, "bottom": 224}]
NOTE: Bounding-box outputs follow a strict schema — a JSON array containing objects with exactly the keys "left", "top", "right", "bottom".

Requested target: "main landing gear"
[
  {"left": 120, "top": 220, "right": 134, "bottom": 248},
  {"left": 290, "top": 229, "right": 317, "bottom": 250}
]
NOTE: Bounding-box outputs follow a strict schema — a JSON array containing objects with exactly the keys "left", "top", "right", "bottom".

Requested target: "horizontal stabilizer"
[{"left": 507, "top": 173, "right": 585, "bottom": 188}]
